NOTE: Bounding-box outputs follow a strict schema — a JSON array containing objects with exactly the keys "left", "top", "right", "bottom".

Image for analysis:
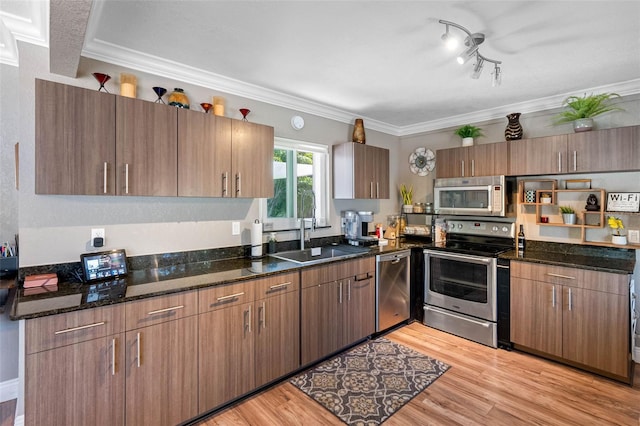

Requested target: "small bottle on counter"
[
  {"left": 268, "top": 233, "right": 277, "bottom": 254},
  {"left": 517, "top": 224, "right": 526, "bottom": 256}
]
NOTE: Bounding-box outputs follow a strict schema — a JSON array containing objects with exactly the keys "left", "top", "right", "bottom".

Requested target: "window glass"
[{"left": 263, "top": 138, "right": 329, "bottom": 230}]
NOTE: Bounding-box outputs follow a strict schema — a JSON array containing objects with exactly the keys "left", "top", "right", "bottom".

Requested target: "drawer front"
[
  {"left": 26, "top": 304, "right": 124, "bottom": 354},
  {"left": 340, "top": 256, "right": 375, "bottom": 280},
  {"left": 301, "top": 263, "right": 341, "bottom": 289},
  {"left": 199, "top": 281, "right": 254, "bottom": 313},
  {"left": 125, "top": 290, "right": 198, "bottom": 330},
  {"left": 254, "top": 272, "right": 299, "bottom": 299},
  {"left": 301, "top": 256, "right": 375, "bottom": 289},
  {"left": 511, "top": 261, "right": 628, "bottom": 294}
]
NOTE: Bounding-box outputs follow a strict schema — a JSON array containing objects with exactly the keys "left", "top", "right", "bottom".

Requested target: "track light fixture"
[{"left": 439, "top": 19, "right": 502, "bottom": 85}]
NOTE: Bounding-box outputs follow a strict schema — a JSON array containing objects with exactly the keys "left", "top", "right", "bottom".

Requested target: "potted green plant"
[
  {"left": 553, "top": 92, "right": 623, "bottom": 132},
  {"left": 454, "top": 125, "right": 484, "bottom": 147},
  {"left": 559, "top": 206, "right": 576, "bottom": 225},
  {"left": 608, "top": 216, "right": 627, "bottom": 245},
  {"left": 399, "top": 184, "right": 413, "bottom": 213}
]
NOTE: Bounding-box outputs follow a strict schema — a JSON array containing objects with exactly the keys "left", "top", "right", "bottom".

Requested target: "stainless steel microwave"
[{"left": 433, "top": 175, "right": 516, "bottom": 217}]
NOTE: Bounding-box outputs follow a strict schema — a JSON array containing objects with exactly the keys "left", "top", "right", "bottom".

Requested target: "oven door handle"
[
  {"left": 425, "top": 250, "right": 493, "bottom": 265},
  {"left": 424, "top": 306, "right": 491, "bottom": 327}
]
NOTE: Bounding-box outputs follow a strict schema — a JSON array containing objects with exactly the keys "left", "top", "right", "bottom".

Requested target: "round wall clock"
[{"left": 409, "top": 147, "right": 435, "bottom": 176}]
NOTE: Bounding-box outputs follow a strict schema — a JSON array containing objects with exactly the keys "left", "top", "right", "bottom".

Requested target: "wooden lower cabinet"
[
  {"left": 510, "top": 261, "right": 631, "bottom": 382},
  {"left": 198, "top": 272, "right": 300, "bottom": 412},
  {"left": 26, "top": 335, "right": 125, "bottom": 426},
  {"left": 301, "top": 257, "right": 375, "bottom": 365},
  {"left": 125, "top": 316, "right": 199, "bottom": 426}
]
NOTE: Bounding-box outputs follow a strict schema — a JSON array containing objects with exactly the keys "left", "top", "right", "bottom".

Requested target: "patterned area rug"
[{"left": 290, "top": 337, "right": 450, "bottom": 425}]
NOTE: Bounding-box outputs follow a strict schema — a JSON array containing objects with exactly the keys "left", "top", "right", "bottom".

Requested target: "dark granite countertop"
[
  {"left": 10, "top": 241, "right": 422, "bottom": 321},
  {"left": 499, "top": 240, "right": 636, "bottom": 274}
]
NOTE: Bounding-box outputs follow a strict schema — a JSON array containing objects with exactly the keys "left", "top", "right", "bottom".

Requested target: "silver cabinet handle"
[
  {"left": 376, "top": 182, "right": 379, "bottom": 198},
  {"left": 111, "top": 338, "right": 116, "bottom": 376},
  {"left": 546, "top": 273, "right": 576, "bottom": 280},
  {"left": 269, "top": 282, "right": 291, "bottom": 290},
  {"left": 125, "top": 163, "right": 129, "bottom": 194},
  {"left": 339, "top": 281, "right": 343, "bottom": 304},
  {"left": 236, "top": 173, "right": 241, "bottom": 196},
  {"left": 552, "top": 285, "right": 556, "bottom": 308},
  {"left": 147, "top": 305, "right": 184, "bottom": 316},
  {"left": 216, "top": 291, "right": 245, "bottom": 302},
  {"left": 461, "top": 160, "right": 465, "bottom": 177},
  {"left": 573, "top": 151, "right": 577, "bottom": 171},
  {"left": 557, "top": 152, "right": 562, "bottom": 173},
  {"left": 222, "top": 172, "right": 228, "bottom": 196},
  {"left": 471, "top": 160, "right": 475, "bottom": 177},
  {"left": 103, "top": 162, "right": 108, "bottom": 194},
  {"left": 370, "top": 182, "right": 374, "bottom": 199},
  {"left": 54, "top": 321, "right": 105, "bottom": 335},
  {"left": 260, "top": 301, "right": 266, "bottom": 329},
  {"left": 136, "top": 332, "right": 141, "bottom": 368},
  {"left": 348, "top": 279, "right": 351, "bottom": 302},
  {"left": 246, "top": 305, "right": 252, "bottom": 333},
  {"left": 568, "top": 288, "right": 573, "bottom": 311}
]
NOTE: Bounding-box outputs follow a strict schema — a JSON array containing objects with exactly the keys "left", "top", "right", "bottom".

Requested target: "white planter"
[
  {"left": 562, "top": 213, "right": 577, "bottom": 225},
  {"left": 402, "top": 204, "right": 413, "bottom": 213},
  {"left": 461, "top": 137, "right": 474, "bottom": 147},
  {"left": 573, "top": 118, "right": 594, "bottom": 133},
  {"left": 612, "top": 235, "right": 627, "bottom": 245}
]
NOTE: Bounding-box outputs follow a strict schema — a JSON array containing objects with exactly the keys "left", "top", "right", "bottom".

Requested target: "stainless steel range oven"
[{"left": 423, "top": 219, "right": 514, "bottom": 348}]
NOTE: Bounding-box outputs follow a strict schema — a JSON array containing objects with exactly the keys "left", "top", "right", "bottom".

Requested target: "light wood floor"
[{"left": 196, "top": 322, "right": 640, "bottom": 426}]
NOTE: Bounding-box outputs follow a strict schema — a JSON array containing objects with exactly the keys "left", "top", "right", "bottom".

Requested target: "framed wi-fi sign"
[{"left": 606, "top": 192, "right": 640, "bottom": 212}]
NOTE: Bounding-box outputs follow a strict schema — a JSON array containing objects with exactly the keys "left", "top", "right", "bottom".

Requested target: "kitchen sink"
[{"left": 269, "top": 244, "right": 370, "bottom": 265}]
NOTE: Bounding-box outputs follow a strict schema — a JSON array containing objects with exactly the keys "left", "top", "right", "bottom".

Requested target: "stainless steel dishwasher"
[{"left": 376, "top": 250, "right": 411, "bottom": 332}]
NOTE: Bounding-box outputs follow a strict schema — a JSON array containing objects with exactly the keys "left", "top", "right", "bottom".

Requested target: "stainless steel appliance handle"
[
  {"left": 425, "top": 250, "right": 492, "bottom": 265},
  {"left": 353, "top": 273, "right": 372, "bottom": 282},
  {"left": 425, "top": 306, "right": 490, "bottom": 327},
  {"left": 496, "top": 265, "right": 510, "bottom": 269}
]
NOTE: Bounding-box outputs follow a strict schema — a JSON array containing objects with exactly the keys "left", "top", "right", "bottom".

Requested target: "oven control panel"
[{"left": 446, "top": 220, "right": 515, "bottom": 238}]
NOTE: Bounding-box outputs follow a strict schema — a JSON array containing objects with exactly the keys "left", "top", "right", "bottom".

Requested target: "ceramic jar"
[
  {"left": 168, "top": 88, "right": 190, "bottom": 109},
  {"left": 352, "top": 118, "right": 366, "bottom": 144}
]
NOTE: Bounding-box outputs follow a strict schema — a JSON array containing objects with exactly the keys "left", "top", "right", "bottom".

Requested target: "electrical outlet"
[
  {"left": 628, "top": 229, "right": 640, "bottom": 244},
  {"left": 91, "top": 228, "right": 105, "bottom": 247},
  {"left": 232, "top": 222, "right": 240, "bottom": 236}
]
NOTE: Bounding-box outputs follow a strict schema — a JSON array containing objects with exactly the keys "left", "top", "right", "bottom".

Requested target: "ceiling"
[{"left": 2, "top": 1, "right": 639, "bottom": 136}]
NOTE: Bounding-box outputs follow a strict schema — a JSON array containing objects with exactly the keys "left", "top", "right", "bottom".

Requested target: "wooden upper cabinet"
[
  {"left": 231, "top": 120, "right": 274, "bottom": 198},
  {"left": 333, "top": 142, "right": 390, "bottom": 199},
  {"left": 567, "top": 125, "right": 640, "bottom": 173},
  {"left": 116, "top": 96, "right": 178, "bottom": 196},
  {"left": 509, "top": 135, "right": 568, "bottom": 175},
  {"left": 178, "top": 109, "right": 232, "bottom": 197},
  {"left": 35, "top": 79, "right": 116, "bottom": 195},
  {"left": 436, "top": 142, "right": 508, "bottom": 178}
]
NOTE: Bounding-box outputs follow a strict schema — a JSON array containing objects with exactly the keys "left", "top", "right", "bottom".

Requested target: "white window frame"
[{"left": 261, "top": 137, "right": 330, "bottom": 231}]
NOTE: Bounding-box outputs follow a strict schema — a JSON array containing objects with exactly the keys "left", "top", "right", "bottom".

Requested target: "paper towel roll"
[{"left": 251, "top": 220, "right": 263, "bottom": 257}]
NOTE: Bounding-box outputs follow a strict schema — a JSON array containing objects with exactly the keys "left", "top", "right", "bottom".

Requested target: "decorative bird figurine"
[{"left": 505, "top": 112, "right": 523, "bottom": 141}]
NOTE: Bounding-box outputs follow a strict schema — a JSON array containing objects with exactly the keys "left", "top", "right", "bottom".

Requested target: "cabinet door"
[
  {"left": 199, "top": 303, "right": 255, "bottom": 411},
  {"left": 567, "top": 126, "right": 640, "bottom": 173},
  {"left": 367, "top": 145, "right": 390, "bottom": 199},
  {"left": 562, "top": 287, "right": 629, "bottom": 377},
  {"left": 232, "top": 121, "right": 274, "bottom": 198},
  {"left": 35, "top": 79, "right": 116, "bottom": 195},
  {"left": 125, "top": 317, "right": 198, "bottom": 426},
  {"left": 333, "top": 142, "right": 368, "bottom": 199},
  {"left": 509, "top": 135, "right": 568, "bottom": 175},
  {"left": 255, "top": 290, "right": 300, "bottom": 387},
  {"left": 301, "top": 281, "right": 342, "bottom": 365},
  {"left": 510, "top": 278, "right": 562, "bottom": 357},
  {"left": 435, "top": 147, "right": 467, "bottom": 178},
  {"left": 178, "top": 109, "right": 232, "bottom": 197},
  {"left": 26, "top": 336, "right": 124, "bottom": 426},
  {"left": 343, "top": 275, "right": 375, "bottom": 345},
  {"left": 471, "top": 142, "right": 509, "bottom": 176},
  {"left": 116, "top": 97, "right": 178, "bottom": 196}
]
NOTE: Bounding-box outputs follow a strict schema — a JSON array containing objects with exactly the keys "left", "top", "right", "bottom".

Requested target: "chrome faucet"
[{"left": 299, "top": 189, "right": 316, "bottom": 250}]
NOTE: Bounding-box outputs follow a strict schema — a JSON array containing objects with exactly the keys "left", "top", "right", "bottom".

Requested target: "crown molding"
[{"left": 0, "top": 0, "right": 48, "bottom": 66}]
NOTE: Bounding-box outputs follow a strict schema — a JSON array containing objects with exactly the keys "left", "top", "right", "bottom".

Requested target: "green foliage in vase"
[
  {"left": 454, "top": 125, "right": 484, "bottom": 139},
  {"left": 399, "top": 184, "right": 413, "bottom": 205},
  {"left": 559, "top": 206, "right": 575, "bottom": 214},
  {"left": 553, "top": 92, "right": 623, "bottom": 123}
]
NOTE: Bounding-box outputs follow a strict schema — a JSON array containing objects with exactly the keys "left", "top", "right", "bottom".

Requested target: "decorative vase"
[
  {"left": 402, "top": 204, "right": 413, "bottom": 213},
  {"left": 612, "top": 235, "right": 627, "bottom": 245},
  {"left": 352, "top": 118, "right": 366, "bottom": 144},
  {"left": 168, "top": 88, "right": 190, "bottom": 109},
  {"left": 562, "top": 213, "right": 577, "bottom": 225},
  {"left": 461, "top": 137, "right": 474, "bottom": 146},
  {"left": 505, "top": 112, "right": 523, "bottom": 141},
  {"left": 573, "top": 118, "right": 594, "bottom": 132},
  {"left": 119, "top": 73, "right": 137, "bottom": 98}
]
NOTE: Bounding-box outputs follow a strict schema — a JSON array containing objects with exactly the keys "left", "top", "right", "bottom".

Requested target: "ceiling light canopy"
[{"left": 439, "top": 19, "right": 502, "bottom": 86}]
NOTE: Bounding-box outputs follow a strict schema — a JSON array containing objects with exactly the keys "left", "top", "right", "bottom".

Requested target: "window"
[{"left": 262, "top": 138, "right": 329, "bottom": 230}]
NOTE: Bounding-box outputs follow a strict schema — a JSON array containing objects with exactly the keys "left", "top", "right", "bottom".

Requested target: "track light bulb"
[
  {"left": 471, "top": 57, "right": 484, "bottom": 79},
  {"left": 441, "top": 27, "right": 459, "bottom": 50},
  {"left": 492, "top": 65, "right": 502, "bottom": 87},
  {"left": 456, "top": 45, "right": 478, "bottom": 65}
]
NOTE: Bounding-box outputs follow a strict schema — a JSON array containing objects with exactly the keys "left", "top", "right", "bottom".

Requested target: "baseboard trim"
[
  {"left": 634, "top": 346, "right": 640, "bottom": 363},
  {"left": 0, "top": 378, "right": 17, "bottom": 403}
]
